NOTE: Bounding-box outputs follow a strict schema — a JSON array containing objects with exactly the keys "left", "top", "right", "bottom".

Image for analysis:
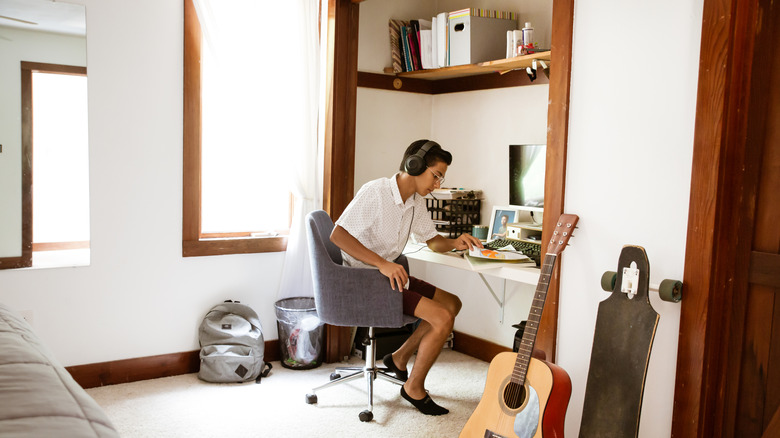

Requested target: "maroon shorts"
[{"left": 402, "top": 277, "right": 437, "bottom": 315}]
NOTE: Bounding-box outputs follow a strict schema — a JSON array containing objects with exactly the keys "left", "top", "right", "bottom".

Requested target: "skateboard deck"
[{"left": 579, "top": 245, "right": 659, "bottom": 438}]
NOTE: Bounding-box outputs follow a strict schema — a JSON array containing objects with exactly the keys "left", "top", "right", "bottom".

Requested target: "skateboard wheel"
[
  {"left": 601, "top": 271, "right": 617, "bottom": 292},
  {"left": 659, "top": 279, "right": 683, "bottom": 302}
]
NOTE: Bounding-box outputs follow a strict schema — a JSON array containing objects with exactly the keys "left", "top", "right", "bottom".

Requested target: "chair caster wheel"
[
  {"left": 359, "top": 410, "right": 373, "bottom": 422},
  {"left": 330, "top": 372, "right": 341, "bottom": 380},
  {"left": 305, "top": 393, "right": 317, "bottom": 404}
]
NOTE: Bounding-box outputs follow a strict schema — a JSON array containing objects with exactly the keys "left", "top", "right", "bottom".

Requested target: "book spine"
[
  {"left": 401, "top": 26, "right": 413, "bottom": 72},
  {"left": 388, "top": 19, "right": 405, "bottom": 73},
  {"left": 409, "top": 20, "right": 422, "bottom": 71}
]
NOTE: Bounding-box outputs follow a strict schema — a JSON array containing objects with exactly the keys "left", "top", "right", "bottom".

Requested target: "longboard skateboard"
[{"left": 579, "top": 245, "right": 659, "bottom": 438}]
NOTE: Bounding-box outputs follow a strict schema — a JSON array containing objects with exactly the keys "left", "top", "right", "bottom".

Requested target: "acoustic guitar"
[{"left": 460, "top": 214, "right": 578, "bottom": 438}]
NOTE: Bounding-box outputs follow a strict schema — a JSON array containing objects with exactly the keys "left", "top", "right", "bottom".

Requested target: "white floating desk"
[{"left": 403, "top": 242, "right": 541, "bottom": 322}]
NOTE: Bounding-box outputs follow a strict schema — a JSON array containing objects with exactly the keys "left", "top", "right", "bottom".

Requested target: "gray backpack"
[{"left": 198, "top": 300, "right": 272, "bottom": 383}]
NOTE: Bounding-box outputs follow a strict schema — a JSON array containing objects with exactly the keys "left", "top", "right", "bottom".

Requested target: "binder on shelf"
[
  {"left": 436, "top": 12, "right": 448, "bottom": 67},
  {"left": 408, "top": 20, "right": 421, "bottom": 71},
  {"left": 417, "top": 19, "right": 434, "bottom": 69}
]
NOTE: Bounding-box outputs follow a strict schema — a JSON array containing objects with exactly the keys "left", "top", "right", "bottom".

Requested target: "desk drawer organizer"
[{"left": 425, "top": 198, "right": 481, "bottom": 238}]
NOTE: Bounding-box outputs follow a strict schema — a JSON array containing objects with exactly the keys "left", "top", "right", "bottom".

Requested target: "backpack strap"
[{"left": 255, "top": 362, "right": 273, "bottom": 384}]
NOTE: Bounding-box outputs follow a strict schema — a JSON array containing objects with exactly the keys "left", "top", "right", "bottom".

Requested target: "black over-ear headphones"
[{"left": 404, "top": 141, "right": 434, "bottom": 176}]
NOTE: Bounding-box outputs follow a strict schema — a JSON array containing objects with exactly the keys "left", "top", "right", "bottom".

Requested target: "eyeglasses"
[{"left": 427, "top": 167, "right": 446, "bottom": 186}]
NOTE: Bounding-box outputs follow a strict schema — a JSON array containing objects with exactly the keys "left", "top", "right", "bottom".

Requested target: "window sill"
[
  {"left": 182, "top": 235, "right": 288, "bottom": 257},
  {"left": 31, "top": 249, "right": 90, "bottom": 269}
]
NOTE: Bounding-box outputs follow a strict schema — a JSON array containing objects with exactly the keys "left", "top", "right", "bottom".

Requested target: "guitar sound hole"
[{"left": 502, "top": 381, "right": 526, "bottom": 409}]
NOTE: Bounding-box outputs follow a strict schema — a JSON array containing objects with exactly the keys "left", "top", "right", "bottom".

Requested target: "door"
[{"left": 674, "top": 0, "right": 780, "bottom": 436}]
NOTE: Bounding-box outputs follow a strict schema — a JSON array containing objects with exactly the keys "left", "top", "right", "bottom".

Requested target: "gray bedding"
[{"left": 0, "top": 303, "right": 119, "bottom": 437}]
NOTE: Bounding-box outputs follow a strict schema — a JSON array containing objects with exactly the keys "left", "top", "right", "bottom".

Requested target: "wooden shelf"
[{"left": 396, "top": 51, "right": 551, "bottom": 80}]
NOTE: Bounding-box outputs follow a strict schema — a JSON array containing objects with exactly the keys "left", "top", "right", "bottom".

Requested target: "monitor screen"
[{"left": 509, "top": 144, "right": 546, "bottom": 209}]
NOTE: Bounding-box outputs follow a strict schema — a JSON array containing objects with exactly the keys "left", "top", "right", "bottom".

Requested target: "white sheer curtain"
[
  {"left": 193, "top": 0, "right": 323, "bottom": 298},
  {"left": 276, "top": 0, "right": 323, "bottom": 300}
]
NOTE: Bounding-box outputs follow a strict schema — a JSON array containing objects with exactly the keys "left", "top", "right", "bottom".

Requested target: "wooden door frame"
[
  {"left": 321, "top": 0, "right": 575, "bottom": 362},
  {"left": 672, "top": 0, "right": 776, "bottom": 435}
]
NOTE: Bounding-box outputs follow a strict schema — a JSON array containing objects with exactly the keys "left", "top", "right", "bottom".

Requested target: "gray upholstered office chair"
[{"left": 304, "top": 210, "right": 417, "bottom": 422}]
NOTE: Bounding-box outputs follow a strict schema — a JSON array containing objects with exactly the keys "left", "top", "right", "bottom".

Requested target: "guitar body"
[
  {"left": 461, "top": 215, "right": 579, "bottom": 438},
  {"left": 460, "top": 352, "right": 572, "bottom": 438}
]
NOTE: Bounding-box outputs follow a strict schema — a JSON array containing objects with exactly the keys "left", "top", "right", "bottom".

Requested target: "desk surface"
[{"left": 403, "top": 243, "right": 541, "bottom": 286}]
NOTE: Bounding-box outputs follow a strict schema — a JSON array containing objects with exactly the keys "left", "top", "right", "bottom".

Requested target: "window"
[
  {"left": 183, "top": 0, "right": 313, "bottom": 256},
  {"left": 30, "top": 70, "right": 90, "bottom": 259}
]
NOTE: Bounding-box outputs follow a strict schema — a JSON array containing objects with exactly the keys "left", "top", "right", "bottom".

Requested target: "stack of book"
[
  {"left": 389, "top": 8, "right": 519, "bottom": 73},
  {"left": 389, "top": 18, "right": 438, "bottom": 72}
]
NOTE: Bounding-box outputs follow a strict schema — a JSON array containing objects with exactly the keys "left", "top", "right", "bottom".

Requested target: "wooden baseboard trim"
[
  {"left": 67, "top": 340, "right": 280, "bottom": 389},
  {"left": 451, "top": 330, "right": 512, "bottom": 363},
  {"left": 68, "top": 332, "right": 509, "bottom": 389}
]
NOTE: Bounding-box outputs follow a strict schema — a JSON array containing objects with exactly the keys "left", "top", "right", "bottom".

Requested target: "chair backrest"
[
  {"left": 306, "top": 210, "right": 343, "bottom": 266},
  {"left": 305, "top": 210, "right": 407, "bottom": 328}
]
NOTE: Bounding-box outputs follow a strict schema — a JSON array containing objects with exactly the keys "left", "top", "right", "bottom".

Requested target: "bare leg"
[
  {"left": 391, "top": 289, "right": 461, "bottom": 371},
  {"left": 402, "top": 301, "right": 451, "bottom": 399}
]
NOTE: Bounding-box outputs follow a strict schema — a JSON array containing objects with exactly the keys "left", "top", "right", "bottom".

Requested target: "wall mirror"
[{"left": 0, "top": 0, "right": 89, "bottom": 269}]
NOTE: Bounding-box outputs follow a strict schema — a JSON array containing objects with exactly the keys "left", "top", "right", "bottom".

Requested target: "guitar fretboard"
[{"left": 511, "top": 253, "right": 558, "bottom": 385}]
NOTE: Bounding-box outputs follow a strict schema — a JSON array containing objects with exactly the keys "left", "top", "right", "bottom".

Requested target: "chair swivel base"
[{"left": 305, "top": 329, "right": 406, "bottom": 422}]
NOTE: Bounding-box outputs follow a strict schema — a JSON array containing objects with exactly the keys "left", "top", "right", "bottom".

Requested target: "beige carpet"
[{"left": 86, "top": 349, "right": 490, "bottom": 437}]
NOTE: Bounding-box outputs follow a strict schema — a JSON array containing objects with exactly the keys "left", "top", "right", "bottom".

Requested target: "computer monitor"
[{"left": 509, "top": 144, "right": 546, "bottom": 212}]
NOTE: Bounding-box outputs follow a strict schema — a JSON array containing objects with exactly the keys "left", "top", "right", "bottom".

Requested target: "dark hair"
[{"left": 398, "top": 139, "right": 453, "bottom": 172}]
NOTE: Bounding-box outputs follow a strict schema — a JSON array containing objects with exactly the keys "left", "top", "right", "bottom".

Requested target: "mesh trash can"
[{"left": 274, "top": 297, "right": 323, "bottom": 369}]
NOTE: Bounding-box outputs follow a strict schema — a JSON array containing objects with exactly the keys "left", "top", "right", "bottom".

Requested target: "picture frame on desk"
[{"left": 488, "top": 206, "right": 521, "bottom": 240}]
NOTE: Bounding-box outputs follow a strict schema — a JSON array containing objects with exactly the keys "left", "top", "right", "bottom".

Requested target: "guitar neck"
[{"left": 511, "top": 253, "right": 558, "bottom": 385}]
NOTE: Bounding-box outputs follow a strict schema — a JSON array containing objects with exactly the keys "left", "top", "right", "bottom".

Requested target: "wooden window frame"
[{"left": 182, "top": 0, "right": 288, "bottom": 257}]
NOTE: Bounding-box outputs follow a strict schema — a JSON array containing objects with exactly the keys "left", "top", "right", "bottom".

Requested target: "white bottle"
[{"left": 521, "top": 22, "right": 534, "bottom": 55}]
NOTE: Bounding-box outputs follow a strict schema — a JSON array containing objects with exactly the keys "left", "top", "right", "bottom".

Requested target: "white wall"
[
  {"left": 560, "top": 0, "right": 702, "bottom": 435},
  {"left": 0, "top": 0, "right": 287, "bottom": 366},
  {"left": 0, "top": 27, "right": 86, "bottom": 257},
  {"left": 356, "top": 0, "right": 704, "bottom": 437}
]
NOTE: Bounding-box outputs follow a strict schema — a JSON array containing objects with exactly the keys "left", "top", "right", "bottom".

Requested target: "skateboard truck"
[
  {"left": 621, "top": 262, "right": 640, "bottom": 299},
  {"left": 601, "top": 264, "right": 683, "bottom": 303}
]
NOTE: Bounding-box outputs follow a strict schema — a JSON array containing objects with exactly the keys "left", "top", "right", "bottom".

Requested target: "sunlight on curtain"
[
  {"left": 276, "top": 0, "right": 323, "bottom": 299},
  {"left": 195, "top": 0, "right": 312, "bottom": 234},
  {"left": 194, "top": 0, "right": 323, "bottom": 299}
]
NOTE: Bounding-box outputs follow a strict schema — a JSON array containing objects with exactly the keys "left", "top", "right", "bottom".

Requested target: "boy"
[{"left": 330, "top": 139, "right": 482, "bottom": 415}]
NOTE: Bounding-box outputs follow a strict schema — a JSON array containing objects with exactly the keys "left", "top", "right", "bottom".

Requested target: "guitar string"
[{"left": 497, "top": 253, "right": 556, "bottom": 435}]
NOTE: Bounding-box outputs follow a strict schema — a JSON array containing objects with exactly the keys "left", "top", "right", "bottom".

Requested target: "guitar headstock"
[{"left": 547, "top": 214, "right": 579, "bottom": 255}]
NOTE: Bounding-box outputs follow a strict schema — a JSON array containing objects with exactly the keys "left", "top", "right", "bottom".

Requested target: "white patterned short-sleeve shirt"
[{"left": 335, "top": 173, "right": 438, "bottom": 269}]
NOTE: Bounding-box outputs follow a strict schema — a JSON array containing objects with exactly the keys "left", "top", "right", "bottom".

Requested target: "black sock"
[
  {"left": 383, "top": 353, "right": 408, "bottom": 381},
  {"left": 400, "top": 386, "right": 449, "bottom": 416}
]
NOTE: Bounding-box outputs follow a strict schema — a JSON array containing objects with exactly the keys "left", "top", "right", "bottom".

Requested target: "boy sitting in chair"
[{"left": 330, "top": 139, "right": 482, "bottom": 415}]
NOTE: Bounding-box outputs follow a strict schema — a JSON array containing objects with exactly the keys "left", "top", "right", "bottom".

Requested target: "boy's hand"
[
  {"left": 379, "top": 260, "right": 409, "bottom": 291},
  {"left": 453, "top": 233, "right": 483, "bottom": 251}
]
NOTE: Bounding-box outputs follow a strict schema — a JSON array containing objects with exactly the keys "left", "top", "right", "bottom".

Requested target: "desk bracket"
[{"left": 478, "top": 273, "right": 507, "bottom": 323}]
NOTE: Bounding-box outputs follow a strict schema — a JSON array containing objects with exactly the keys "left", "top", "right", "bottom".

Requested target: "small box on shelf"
[
  {"left": 507, "top": 222, "right": 543, "bottom": 244},
  {"left": 448, "top": 8, "right": 518, "bottom": 66}
]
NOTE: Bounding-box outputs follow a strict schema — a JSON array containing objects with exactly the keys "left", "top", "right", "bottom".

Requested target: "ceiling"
[{"left": 0, "top": 0, "right": 85, "bottom": 36}]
